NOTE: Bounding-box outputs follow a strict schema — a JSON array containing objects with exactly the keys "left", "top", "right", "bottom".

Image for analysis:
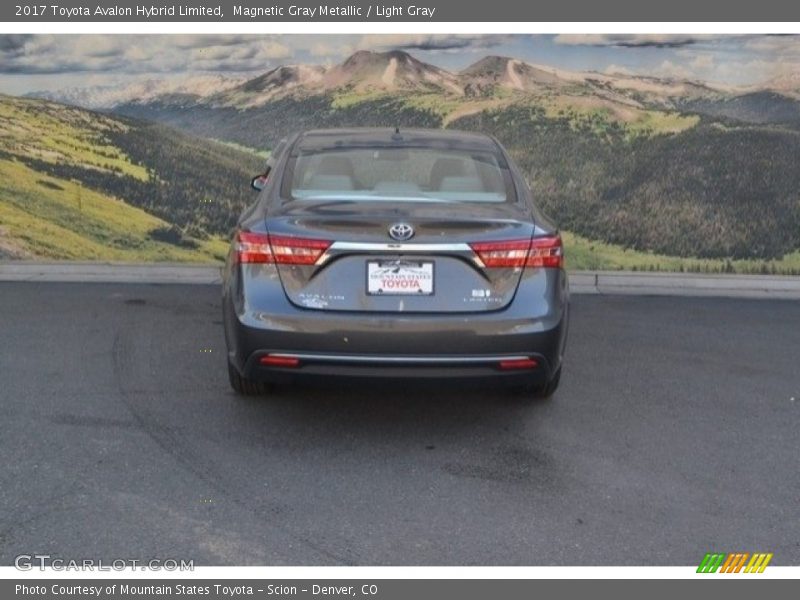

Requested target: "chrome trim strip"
[
  {"left": 316, "top": 241, "right": 480, "bottom": 266},
  {"left": 328, "top": 241, "right": 473, "bottom": 252},
  {"left": 267, "top": 353, "right": 529, "bottom": 365}
]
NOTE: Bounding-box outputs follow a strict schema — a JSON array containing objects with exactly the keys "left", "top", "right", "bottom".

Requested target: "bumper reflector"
[
  {"left": 259, "top": 355, "right": 300, "bottom": 368},
  {"left": 498, "top": 358, "right": 539, "bottom": 370}
]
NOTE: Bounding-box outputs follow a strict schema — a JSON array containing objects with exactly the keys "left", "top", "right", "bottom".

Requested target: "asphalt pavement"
[{"left": 0, "top": 282, "right": 798, "bottom": 565}]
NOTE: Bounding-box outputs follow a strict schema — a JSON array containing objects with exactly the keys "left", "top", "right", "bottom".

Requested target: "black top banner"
[{"left": 4, "top": 0, "right": 800, "bottom": 22}]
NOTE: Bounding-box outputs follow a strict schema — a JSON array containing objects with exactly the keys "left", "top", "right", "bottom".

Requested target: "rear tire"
[
  {"left": 227, "top": 360, "right": 269, "bottom": 396},
  {"left": 535, "top": 366, "right": 562, "bottom": 399},
  {"left": 513, "top": 366, "right": 561, "bottom": 400}
]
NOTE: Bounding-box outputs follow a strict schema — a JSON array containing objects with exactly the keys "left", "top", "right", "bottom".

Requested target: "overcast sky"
[{"left": 1, "top": 34, "right": 798, "bottom": 95}]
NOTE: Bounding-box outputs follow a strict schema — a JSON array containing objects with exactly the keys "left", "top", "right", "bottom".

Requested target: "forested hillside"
[
  {"left": 0, "top": 95, "right": 260, "bottom": 260},
  {"left": 117, "top": 95, "right": 443, "bottom": 150},
  {"left": 119, "top": 93, "right": 800, "bottom": 262},
  {"left": 453, "top": 106, "right": 800, "bottom": 259}
]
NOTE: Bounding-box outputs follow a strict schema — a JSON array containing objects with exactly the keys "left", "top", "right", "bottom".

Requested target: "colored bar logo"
[{"left": 697, "top": 552, "right": 773, "bottom": 573}]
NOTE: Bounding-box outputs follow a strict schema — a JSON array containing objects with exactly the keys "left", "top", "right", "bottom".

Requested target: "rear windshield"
[{"left": 283, "top": 146, "right": 515, "bottom": 204}]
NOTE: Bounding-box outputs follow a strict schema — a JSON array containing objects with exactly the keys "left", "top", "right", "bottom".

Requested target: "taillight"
[
  {"left": 234, "top": 232, "right": 330, "bottom": 265},
  {"left": 527, "top": 235, "right": 563, "bottom": 269},
  {"left": 470, "top": 235, "right": 563, "bottom": 269},
  {"left": 235, "top": 231, "right": 273, "bottom": 264},
  {"left": 268, "top": 235, "right": 331, "bottom": 265},
  {"left": 469, "top": 239, "right": 530, "bottom": 267}
]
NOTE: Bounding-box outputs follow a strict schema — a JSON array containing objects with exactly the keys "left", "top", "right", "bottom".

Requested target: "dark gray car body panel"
[
  {"left": 222, "top": 128, "right": 569, "bottom": 386},
  {"left": 266, "top": 205, "right": 533, "bottom": 313}
]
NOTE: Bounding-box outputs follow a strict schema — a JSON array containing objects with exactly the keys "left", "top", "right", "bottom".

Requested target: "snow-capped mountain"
[{"left": 28, "top": 74, "right": 249, "bottom": 109}]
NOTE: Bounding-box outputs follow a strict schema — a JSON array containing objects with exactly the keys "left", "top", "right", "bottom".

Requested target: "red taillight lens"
[
  {"left": 234, "top": 232, "right": 330, "bottom": 265},
  {"left": 526, "top": 235, "right": 563, "bottom": 269},
  {"left": 235, "top": 231, "right": 273, "bottom": 264},
  {"left": 499, "top": 358, "right": 539, "bottom": 370},
  {"left": 470, "top": 235, "right": 563, "bottom": 269},
  {"left": 469, "top": 239, "right": 531, "bottom": 267},
  {"left": 268, "top": 235, "right": 331, "bottom": 265},
  {"left": 259, "top": 355, "right": 300, "bottom": 368}
]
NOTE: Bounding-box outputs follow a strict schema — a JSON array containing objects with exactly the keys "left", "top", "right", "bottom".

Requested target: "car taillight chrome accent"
[
  {"left": 235, "top": 232, "right": 331, "bottom": 265},
  {"left": 470, "top": 235, "right": 563, "bottom": 269}
]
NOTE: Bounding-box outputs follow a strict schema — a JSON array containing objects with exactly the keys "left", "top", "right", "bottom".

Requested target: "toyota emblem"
[{"left": 388, "top": 223, "right": 414, "bottom": 241}]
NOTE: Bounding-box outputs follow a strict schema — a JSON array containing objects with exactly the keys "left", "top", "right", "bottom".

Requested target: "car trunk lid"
[{"left": 264, "top": 202, "right": 537, "bottom": 313}]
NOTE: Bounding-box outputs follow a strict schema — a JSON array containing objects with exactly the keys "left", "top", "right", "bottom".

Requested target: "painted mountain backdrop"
[
  {"left": 0, "top": 95, "right": 260, "bottom": 260},
  {"left": 11, "top": 50, "right": 800, "bottom": 271}
]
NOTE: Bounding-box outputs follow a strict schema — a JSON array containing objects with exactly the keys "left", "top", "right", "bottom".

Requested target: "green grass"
[
  {"left": 0, "top": 94, "right": 149, "bottom": 180},
  {"left": 540, "top": 96, "right": 699, "bottom": 138},
  {"left": 397, "top": 93, "right": 472, "bottom": 118},
  {"left": 628, "top": 110, "right": 700, "bottom": 136},
  {"left": 563, "top": 231, "right": 800, "bottom": 275},
  {"left": 0, "top": 94, "right": 231, "bottom": 262},
  {"left": 211, "top": 138, "right": 269, "bottom": 159},
  {"left": 331, "top": 89, "right": 393, "bottom": 109},
  {"left": 0, "top": 158, "right": 227, "bottom": 262}
]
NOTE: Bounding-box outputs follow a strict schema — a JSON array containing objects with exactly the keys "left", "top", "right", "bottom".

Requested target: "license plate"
[{"left": 367, "top": 260, "right": 434, "bottom": 295}]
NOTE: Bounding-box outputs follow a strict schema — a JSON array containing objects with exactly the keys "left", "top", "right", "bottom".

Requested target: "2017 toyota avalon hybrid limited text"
[{"left": 222, "top": 128, "right": 569, "bottom": 398}]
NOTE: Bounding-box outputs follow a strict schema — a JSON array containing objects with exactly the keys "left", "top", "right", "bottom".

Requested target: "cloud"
[
  {"left": 356, "top": 34, "right": 512, "bottom": 52},
  {"left": 651, "top": 60, "right": 693, "bottom": 79},
  {"left": 601, "top": 54, "right": 715, "bottom": 81},
  {"left": 0, "top": 34, "right": 512, "bottom": 78},
  {"left": 0, "top": 34, "right": 32, "bottom": 55},
  {"left": 0, "top": 35, "right": 292, "bottom": 75},
  {"left": 603, "top": 64, "right": 633, "bottom": 76},
  {"left": 712, "top": 58, "right": 800, "bottom": 87},
  {"left": 554, "top": 34, "right": 724, "bottom": 48},
  {"left": 744, "top": 34, "right": 800, "bottom": 56},
  {"left": 309, "top": 41, "right": 354, "bottom": 58},
  {"left": 73, "top": 36, "right": 124, "bottom": 59},
  {"left": 170, "top": 35, "right": 256, "bottom": 50},
  {"left": 689, "top": 53, "right": 715, "bottom": 72}
]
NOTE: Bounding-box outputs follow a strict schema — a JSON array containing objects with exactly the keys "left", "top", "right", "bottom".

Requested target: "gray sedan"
[{"left": 222, "top": 128, "right": 569, "bottom": 397}]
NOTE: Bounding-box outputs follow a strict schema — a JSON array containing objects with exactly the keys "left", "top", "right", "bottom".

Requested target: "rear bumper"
[
  {"left": 223, "top": 264, "right": 569, "bottom": 384},
  {"left": 243, "top": 351, "right": 556, "bottom": 386}
]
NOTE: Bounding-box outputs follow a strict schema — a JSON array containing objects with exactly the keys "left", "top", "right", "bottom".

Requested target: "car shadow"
[{"left": 222, "top": 377, "right": 556, "bottom": 442}]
